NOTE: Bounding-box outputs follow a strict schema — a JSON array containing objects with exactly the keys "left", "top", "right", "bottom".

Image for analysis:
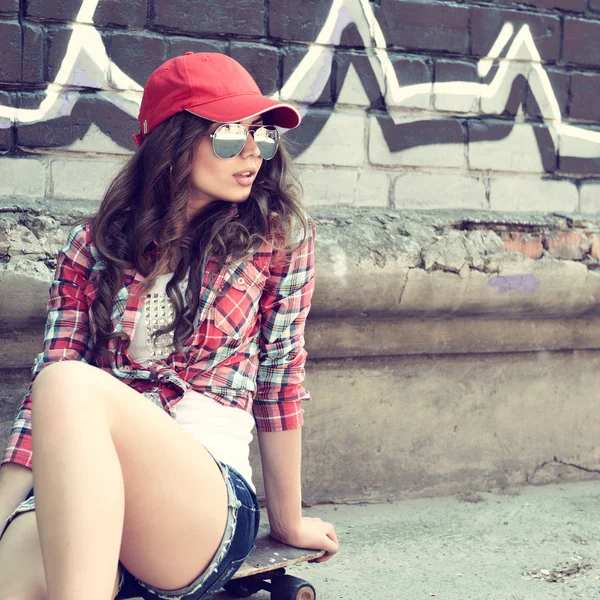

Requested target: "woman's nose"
[{"left": 241, "top": 131, "right": 261, "bottom": 158}]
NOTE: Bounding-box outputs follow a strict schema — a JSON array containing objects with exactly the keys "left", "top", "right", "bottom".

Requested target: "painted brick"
[
  {"left": 22, "top": 23, "right": 44, "bottom": 84},
  {"left": 335, "top": 52, "right": 385, "bottom": 109},
  {"left": 544, "top": 231, "right": 591, "bottom": 260},
  {"left": 479, "top": 61, "right": 530, "bottom": 118},
  {"left": 0, "top": 0, "right": 18, "bottom": 15},
  {"left": 17, "top": 93, "right": 137, "bottom": 151},
  {"left": 394, "top": 173, "right": 486, "bottom": 210},
  {"left": 471, "top": 7, "right": 561, "bottom": 61},
  {"left": 282, "top": 45, "right": 332, "bottom": 106},
  {"left": 502, "top": 0, "right": 585, "bottom": 10},
  {"left": 356, "top": 171, "right": 390, "bottom": 207},
  {"left": 580, "top": 183, "right": 600, "bottom": 213},
  {"left": 377, "top": 2, "right": 469, "bottom": 54},
  {"left": 269, "top": 0, "right": 334, "bottom": 42},
  {"left": 389, "top": 54, "right": 432, "bottom": 110},
  {"left": 95, "top": 0, "right": 148, "bottom": 27},
  {"left": 168, "top": 38, "right": 227, "bottom": 59},
  {"left": 28, "top": 0, "right": 147, "bottom": 25},
  {"left": 109, "top": 33, "right": 168, "bottom": 88},
  {"left": 230, "top": 43, "right": 280, "bottom": 97},
  {"left": 0, "top": 21, "right": 21, "bottom": 82},
  {"left": 563, "top": 18, "right": 600, "bottom": 68},
  {"left": 569, "top": 73, "right": 600, "bottom": 122},
  {"left": 153, "top": 0, "right": 264, "bottom": 37},
  {"left": 47, "top": 26, "right": 111, "bottom": 83},
  {"left": 500, "top": 232, "right": 544, "bottom": 259},
  {"left": 433, "top": 59, "right": 480, "bottom": 114},
  {"left": 369, "top": 115, "right": 466, "bottom": 168},
  {"left": 26, "top": 0, "right": 80, "bottom": 21},
  {"left": 0, "top": 157, "right": 47, "bottom": 200},
  {"left": 468, "top": 122, "right": 555, "bottom": 174},
  {"left": 297, "top": 167, "right": 359, "bottom": 207},
  {"left": 51, "top": 158, "right": 127, "bottom": 202},
  {"left": 295, "top": 111, "right": 366, "bottom": 168},
  {"left": 559, "top": 126, "right": 600, "bottom": 176},
  {"left": 525, "top": 68, "right": 569, "bottom": 122},
  {"left": 0, "top": 91, "right": 14, "bottom": 151},
  {"left": 489, "top": 177, "right": 578, "bottom": 212},
  {"left": 283, "top": 111, "right": 328, "bottom": 160}
]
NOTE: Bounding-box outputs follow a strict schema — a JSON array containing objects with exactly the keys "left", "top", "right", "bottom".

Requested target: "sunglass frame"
[{"left": 208, "top": 123, "right": 280, "bottom": 160}]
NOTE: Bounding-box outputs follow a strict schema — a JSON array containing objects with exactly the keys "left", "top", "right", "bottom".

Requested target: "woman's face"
[{"left": 187, "top": 116, "right": 265, "bottom": 221}]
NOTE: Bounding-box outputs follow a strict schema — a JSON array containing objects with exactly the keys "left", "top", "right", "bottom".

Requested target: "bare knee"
[{"left": 32, "top": 360, "right": 90, "bottom": 395}]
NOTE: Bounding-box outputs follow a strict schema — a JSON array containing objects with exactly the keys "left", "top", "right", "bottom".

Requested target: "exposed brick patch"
[
  {"left": 563, "top": 18, "right": 600, "bottom": 68},
  {"left": 153, "top": 0, "right": 264, "bottom": 37},
  {"left": 377, "top": 1, "right": 469, "bottom": 54},
  {"left": 0, "top": 21, "right": 21, "bottom": 83},
  {"left": 500, "top": 232, "right": 544, "bottom": 259},
  {"left": 590, "top": 234, "right": 600, "bottom": 260},
  {"left": 229, "top": 43, "right": 280, "bottom": 96},
  {"left": 544, "top": 231, "right": 592, "bottom": 260},
  {"left": 471, "top": 7, "right": 560, "bottom": 61}
]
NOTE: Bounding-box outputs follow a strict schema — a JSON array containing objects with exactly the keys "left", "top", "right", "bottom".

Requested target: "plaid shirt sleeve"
[
  {"left": 252, "top": 217, "right": 316, "bottom": 432},
  {"left": 0, "top": 223, "right": 94, "bottom": 470}
]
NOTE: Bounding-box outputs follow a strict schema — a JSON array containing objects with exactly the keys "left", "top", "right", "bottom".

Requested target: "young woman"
[{"left": 0, "top": 52, "right": 338, "bottom": 600}]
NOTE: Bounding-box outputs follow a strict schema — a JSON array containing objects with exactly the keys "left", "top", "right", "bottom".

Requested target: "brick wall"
[{"left": 2, "top": 0, "right": 600, "bottom": 211}]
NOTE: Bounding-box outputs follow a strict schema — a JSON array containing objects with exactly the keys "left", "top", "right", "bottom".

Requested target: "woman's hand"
[{"left": 270, "top": 516, "right": 339, "bottom": 563}]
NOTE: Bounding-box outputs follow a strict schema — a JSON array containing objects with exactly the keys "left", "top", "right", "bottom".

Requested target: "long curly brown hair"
[{"left": 75, "top": 111, "right": 309, "bottom": 363}]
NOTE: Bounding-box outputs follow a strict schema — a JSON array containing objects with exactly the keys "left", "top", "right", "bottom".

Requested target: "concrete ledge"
[{"left": 3, "top": 203, "right": 600, "bottom": 502}]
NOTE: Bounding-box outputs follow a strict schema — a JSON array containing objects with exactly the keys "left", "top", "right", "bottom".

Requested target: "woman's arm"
[
  {"left": 253, "top": 217, "right": 338, "bottom": 561},
  {"left": 257, "top": 428, "right": 338, "bottom": 562}
]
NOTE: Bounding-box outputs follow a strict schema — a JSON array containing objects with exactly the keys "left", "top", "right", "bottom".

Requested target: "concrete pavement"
[{"left": 215, "top": 480, "right": 600, "bottom": 600}]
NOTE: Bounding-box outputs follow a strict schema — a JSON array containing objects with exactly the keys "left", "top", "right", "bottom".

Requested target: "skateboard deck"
[{"left": 223, "top": 524, "right": 325, "bottom": 599}]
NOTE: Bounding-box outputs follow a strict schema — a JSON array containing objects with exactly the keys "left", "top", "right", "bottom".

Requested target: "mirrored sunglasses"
[{"left": 208, "top": 123, "right": 280, "bottom": 160}]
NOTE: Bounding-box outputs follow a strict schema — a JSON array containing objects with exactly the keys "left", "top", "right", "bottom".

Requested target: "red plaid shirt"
[{"left": 1, "top": 213, "right": 316, "bottom": 470}]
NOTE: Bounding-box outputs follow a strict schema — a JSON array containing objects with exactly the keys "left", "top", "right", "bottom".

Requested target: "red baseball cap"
[{"left": 133, "top": 52, "right": 302, "bottom": 146}]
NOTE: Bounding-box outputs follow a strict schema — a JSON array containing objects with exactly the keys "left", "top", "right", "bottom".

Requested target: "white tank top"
[{"left": 128, "top": 272, "right": 256, "bottom": 491}]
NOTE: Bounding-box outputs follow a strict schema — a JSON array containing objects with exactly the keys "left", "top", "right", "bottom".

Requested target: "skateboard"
[{"left": 223, "top": 524, "right": 325, "bottom": 600}]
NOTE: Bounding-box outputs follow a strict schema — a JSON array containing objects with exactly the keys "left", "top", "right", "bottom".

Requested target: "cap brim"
[{"left": 185, "top": 94, "right": 301, "bottom": 129}]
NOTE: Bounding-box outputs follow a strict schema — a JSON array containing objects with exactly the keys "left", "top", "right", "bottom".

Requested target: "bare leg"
[
  {"left": 30, "top": 360, "right": 228, "bottom": 600},
  {"left": 32, "top": 377, "right": 125, "bottom": 600}
]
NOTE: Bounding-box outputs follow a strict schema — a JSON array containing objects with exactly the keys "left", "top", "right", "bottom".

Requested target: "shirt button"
[{"left": 237, "top": 276, "right": 246, "bottom": 285}]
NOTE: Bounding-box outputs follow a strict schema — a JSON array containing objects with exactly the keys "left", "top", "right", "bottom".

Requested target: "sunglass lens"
[
  {"left": 212, "top": 124, "right": 247, "bottom": 159},
  {"left": 255, "top": 126, "right": 279, "bottom": 160}
]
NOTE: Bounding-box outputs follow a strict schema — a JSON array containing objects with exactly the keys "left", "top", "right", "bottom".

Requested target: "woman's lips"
[{"left": 233, "top": 173, "right": 256, "bottom": 186}]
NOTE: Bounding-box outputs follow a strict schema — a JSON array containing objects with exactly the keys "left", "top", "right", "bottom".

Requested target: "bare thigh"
[
  {"left": 31, "top": 360, "right": 228, "bottom": 591},
  {"left": 0, "top": 511, "right": 121, "bottom": 600}
]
